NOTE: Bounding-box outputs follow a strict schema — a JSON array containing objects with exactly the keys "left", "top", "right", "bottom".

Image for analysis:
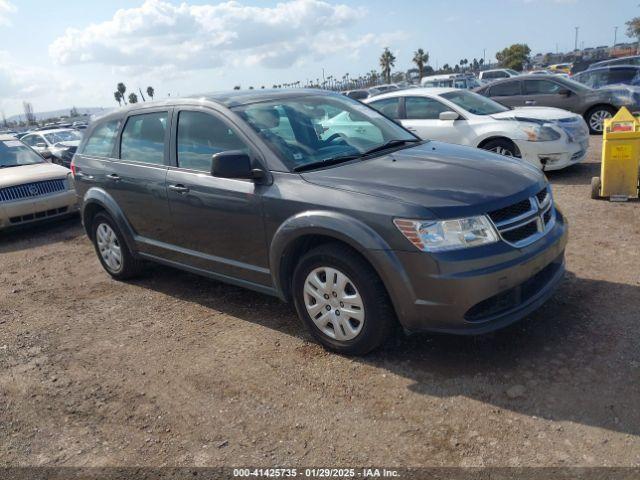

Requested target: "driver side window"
[{"left": 177, "top": 111, "right": 249, "bottom": 172}]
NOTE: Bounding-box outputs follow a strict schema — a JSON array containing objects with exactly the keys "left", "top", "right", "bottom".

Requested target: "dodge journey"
[{"left": 73, "top": 89, "right": 567, "bottom": 355}]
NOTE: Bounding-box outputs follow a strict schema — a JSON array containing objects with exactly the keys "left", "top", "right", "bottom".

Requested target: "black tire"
[
  {"left": 480, "top": 139, "right": 520, "bottom": 158},
  {"left": 590, "top": 176, "right": 601, "bottom": 200},
  {"left": 585, "top": 105, "right": 616, "bottom": 134},
  {"left": 91, "top": 212, "right": 143, "bottom": 280},
  {"left": 292, "top": 242, "right": 396, "bottom": 355}
]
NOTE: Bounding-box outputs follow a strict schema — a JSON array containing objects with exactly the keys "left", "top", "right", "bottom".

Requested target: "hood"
[
  {"left": 301, "top": 142, "right": 545, "bottom": 218},
  {"left": 0, "top": 162, "right": 70, "bottom": 189},
  {"left": 491, "top": 106, "right": 578, "bottom": 122}
]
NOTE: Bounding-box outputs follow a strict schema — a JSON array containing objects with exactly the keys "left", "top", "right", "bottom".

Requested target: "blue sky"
[{"left": 0, "top": 0, "right": 636, "bottom": 117}]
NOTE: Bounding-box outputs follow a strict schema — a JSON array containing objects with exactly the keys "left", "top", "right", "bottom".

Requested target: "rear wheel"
[
  {"left": 480, "top": 139, "right": 520, "bottom": 158},
  {"left": 91, "top": 212, "right": 143, "bottom": 280},
  {"left": 586, "top": 106, "right": 615, "bottom": 134},
  {"left": 292, "top": 243, "right": 396, "bottom": 355}
]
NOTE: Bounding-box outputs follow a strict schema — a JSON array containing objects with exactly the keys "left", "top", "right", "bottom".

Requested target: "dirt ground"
[{"left": 1, "top": 136, "right": 639, "bottom": 469}]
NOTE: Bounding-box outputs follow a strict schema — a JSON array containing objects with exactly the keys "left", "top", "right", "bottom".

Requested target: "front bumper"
[
  {"left": 0, "top": 190, "right": 79, "bottom": 229},
  {"left": 372, "top": 209, "right": 568, "bottom": 334},
  {"left": 515, "top": 137, "right": 589, "bottom": 171}
]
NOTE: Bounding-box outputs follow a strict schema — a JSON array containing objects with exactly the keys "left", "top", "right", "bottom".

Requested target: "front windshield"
[
  {"left": 440, "top": 90, "right": 509, "bottom": 115},
  {"left": 233, "top": 94, "right": 416, "bottom": 171},
  {"left": 44, "top": 130, "right": 82, "bottom": 144},
  {"left": 0, "top": 139, "right": 46, "bottom": 167}
]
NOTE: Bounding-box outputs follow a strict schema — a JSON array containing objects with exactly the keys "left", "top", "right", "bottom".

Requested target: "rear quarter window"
[{"left": 81, "top": 120, "right": 120, "bottom": 157}]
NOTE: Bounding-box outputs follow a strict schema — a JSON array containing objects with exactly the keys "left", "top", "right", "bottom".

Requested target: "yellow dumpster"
[{"left": 591, "top": 107, "right": 640, "bottom": 201}]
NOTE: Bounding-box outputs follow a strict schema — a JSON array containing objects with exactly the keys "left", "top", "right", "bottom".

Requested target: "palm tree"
[
  {"left": 412, "top": 48, "right": 429, "bottom": 80},
  {"left": 114, "top": 91, "right": 122, "bottom": 106},
  {"left": 117, "top": 83, "right": 127, "bottom": 105},
  {"left": 146, "top": 86, "right": 154, "bottom": 100},
  {"left": 379, "top": 47, "right": 396, "bottom": 84},
  {"left": 128, "top": 93, "right": 138, "bottom": 104}
]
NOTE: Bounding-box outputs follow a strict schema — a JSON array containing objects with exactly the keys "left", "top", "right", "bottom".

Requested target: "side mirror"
[
  {"left": 439, "top": 111, "right": 460, "bottom": 121},
  {"left": 557, "top": 88, "right": 572, "bottom": 96},
  {"left": 211, "top": 151, "right": 263, "bottom": 180}
]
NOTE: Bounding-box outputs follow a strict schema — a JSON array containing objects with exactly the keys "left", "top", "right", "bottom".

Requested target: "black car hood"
[{"left": 301, "top": 142, "right": 546, "bottom": 218}]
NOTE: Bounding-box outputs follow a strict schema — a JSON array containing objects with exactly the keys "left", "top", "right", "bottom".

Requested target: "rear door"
[
  {"left": 522, "top": 79, "right": 581, "bottom": 112},
  {"left": 109, "top": 108, "right": 173, "bottom": 245},
  {"left": 486, "top": 80, "right": 523, "bottom": 107},
  {"left": 165, "top": 107, "right": 270, "bottom": 286}
]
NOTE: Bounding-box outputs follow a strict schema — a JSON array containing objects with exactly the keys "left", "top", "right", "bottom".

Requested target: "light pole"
[
  {"left": 574, "top": 26, "right": 579, "bottom": 51},
  {"left": 614, "top": 26, "right": 618, "bottom": 47}
]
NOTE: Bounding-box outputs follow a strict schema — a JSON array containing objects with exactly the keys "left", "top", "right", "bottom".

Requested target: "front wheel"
[
  {"left": 586, "top": 106, "right": 615, "bottom": 134},
  {"left": 480, "top": 139, "right": 520, "bottom": 158},
  {"left": 292, "top": 243, "right": 396, "bottom": 355}
]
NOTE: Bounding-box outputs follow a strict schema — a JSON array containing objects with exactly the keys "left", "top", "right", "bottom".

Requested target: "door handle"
[
  {"left": 168, "top": 184, "right": 190, "bottom": 194},
  {"left": 354, "top": 127, "right": 366, "bottom": 134},
  {"left": 525, "top": 100, "right": 536, "bottom": 106},
  {"left": 106, "top": 173, "right": 121, "bottom": 181},
  {"left": 406, "top": 127, "right": 417, "bottom": 132}
]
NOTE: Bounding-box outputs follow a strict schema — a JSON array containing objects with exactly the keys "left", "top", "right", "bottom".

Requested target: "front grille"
[
  {"left": 488, "top": 199, "right": 533, "bottom": 224},
  {"left": 465, "top": 255, "right": 563, "bottom": 322},
  {"left": 502, "top": 221, "right": 539, "bottom": 243},
  {"left": 488, "top": 186, "right": 554, "bottom": 248},
  {"left": 9, "top": 207, "right": 68, "bottom": 224},
  {"left": 0, "top": 179, "right": 66, "bottom": 202},
  {"left": 556, "top": 117, "right": 588, "bottom": 142}
]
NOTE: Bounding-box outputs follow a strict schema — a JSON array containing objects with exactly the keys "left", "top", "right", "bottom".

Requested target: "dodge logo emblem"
[{"left": 28, "top": 185, "right": 39, "bottom": 196}]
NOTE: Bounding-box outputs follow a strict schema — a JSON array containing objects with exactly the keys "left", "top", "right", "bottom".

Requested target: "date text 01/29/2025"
[{"left": 232, "top": 468, "right": 400, "bottom": 477}]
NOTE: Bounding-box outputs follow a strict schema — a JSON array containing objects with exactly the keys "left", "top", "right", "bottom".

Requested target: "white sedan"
[{"left": 364, "top": 88, "right": 590, "bottom": 171}]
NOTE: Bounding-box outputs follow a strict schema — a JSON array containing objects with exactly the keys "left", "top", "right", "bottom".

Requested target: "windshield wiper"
[
  {"left": 359, "top": 138, "right": 420, "bottom": 157},
  {"left": 294, "top": 154, "right": 361, "bottom": 172},
  {"left": 293, "top": 139, "right": 420, "bottom": 172}
]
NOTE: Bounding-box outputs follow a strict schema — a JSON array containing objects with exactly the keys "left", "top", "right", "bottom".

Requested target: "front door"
[{"left": 165, "top": 108, "right": 270, "bottom": 286}]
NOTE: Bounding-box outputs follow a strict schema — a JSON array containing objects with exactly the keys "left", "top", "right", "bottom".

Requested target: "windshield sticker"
[{"left": 3, "top": 140, "right": 23, "bottom": 148}]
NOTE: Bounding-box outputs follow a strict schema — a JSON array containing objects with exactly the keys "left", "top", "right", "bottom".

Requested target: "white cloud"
[
  {"left": 0, "top": 51, "right": 80, "bottom": 116},
  {"left": 0, "top": 0, "right": 16, "bottom": 25},
  {"left": 49, "top": 0, "right": 372, "bottom": 75}
]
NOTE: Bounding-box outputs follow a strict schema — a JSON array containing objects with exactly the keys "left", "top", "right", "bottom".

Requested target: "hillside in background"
[{"left": 6, "top": 107, "right": 112, "bottom": 123}]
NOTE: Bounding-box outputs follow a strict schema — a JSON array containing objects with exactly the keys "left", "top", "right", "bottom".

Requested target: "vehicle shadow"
[
  {"left": 0, "top": 215, "right": 83, "bottom": 254},
  {"left": 133, "top": 266, "right": 640, "bottom": 438},
  {"left": 545, "top": 161, "right": 600, "bottom": 186}
]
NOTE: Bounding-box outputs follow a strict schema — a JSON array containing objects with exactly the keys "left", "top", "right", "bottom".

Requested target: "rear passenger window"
[
  {"left": 523, "top": 80, "right": 562, "bottom": 95},
  {"left": 405, "top": 97, "right": 449, "bottom": 120},
  {"left": 489, "top": 82, "right": 521, "bottom": 97},
  {"left": 82, "top": 120, "right": 120, "bottom": 157},
  {"left": 177, "top": 111, "right": 249, "bottom": 172},
  {"left": 120, "top": 112, "right": 167, "bottom": 165},
  {"left": 368, "top": 97, "right": 400, "bottom": 119}
]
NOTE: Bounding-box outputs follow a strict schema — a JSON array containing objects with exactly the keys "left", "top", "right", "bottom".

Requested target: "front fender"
[
  {"left": 269, "top": 210, "right": 415, "bottom": 317},
  {"left": 82, "top": 187, "right": 137, "bottom": 254}
]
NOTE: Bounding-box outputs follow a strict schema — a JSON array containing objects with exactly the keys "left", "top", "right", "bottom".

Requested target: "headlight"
[
  {"left": 519, "top": 124, "right": 561, "bottom": 142},
  {"left": 394, "top": 216, "right": 499, "bottom": 252}
]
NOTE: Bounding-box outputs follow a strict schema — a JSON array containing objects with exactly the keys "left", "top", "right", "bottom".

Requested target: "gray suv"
[{"left": 73, "top": 90, "right": 567, "bottom": 355}]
